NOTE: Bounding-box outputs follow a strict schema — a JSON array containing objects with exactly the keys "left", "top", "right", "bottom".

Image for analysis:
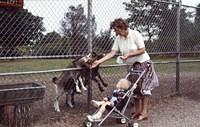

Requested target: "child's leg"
[
  {"left": 97, "top": 101, "right": 111, "bottom": 114},
  {"left": 88, "top": 101, "right": 111, "bottom": 121},
  {"left": 91, "top": 100, "right": 106, "bottom": 108}
]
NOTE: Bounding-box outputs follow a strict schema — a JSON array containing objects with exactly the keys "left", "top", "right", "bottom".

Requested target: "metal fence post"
[
  {"left": 176, "top": 0, "right": 181, "bottom": 95},
  {"left": 87, "top": 0, "right": 93, "bottom": 112}
]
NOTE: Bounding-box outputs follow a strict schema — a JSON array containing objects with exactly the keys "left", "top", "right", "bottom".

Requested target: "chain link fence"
[
  {"left": 0, "top": 0, "right": 200, "bottom": 126},
  {"left": 0, "top": 0, "right": 199, "bottom": 57}
]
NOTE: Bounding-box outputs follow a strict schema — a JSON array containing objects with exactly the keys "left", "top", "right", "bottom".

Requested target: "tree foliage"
[
  {"left": 193, "top": 3, "right": 200, "bottom": 51},
  {"left": 60, "top": 4, "right": 97, "bottom": 55},
  {"left": 0, "top": 8, "right": 45, "bottom": 56},
  {"left": 33, "top": 31, "right": 64, "bottom": 56},
  {"left": 93, "top": 30, "right": 114, "bottom": 54},
  {"left": 123, "top": 0, "right": 199, "bottom": 53},
  {"left": 195, "top": 3, "right": 200, "bottom": 26}
]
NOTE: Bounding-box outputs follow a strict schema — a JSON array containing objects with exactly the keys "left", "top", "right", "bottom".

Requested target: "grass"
[
  {"left": 0, "top": 59, "right": 71, "bottom": 73},
  {"left": 0, "top": 57, "right": 199, "bottom": 74}
]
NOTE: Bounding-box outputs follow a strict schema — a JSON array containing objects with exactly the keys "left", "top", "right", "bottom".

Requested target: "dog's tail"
[{"left": 52, "top": 77, "right": 62, "bottom": 112}]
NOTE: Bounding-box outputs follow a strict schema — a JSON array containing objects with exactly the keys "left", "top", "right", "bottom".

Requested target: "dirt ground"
[
  {"left": 29, "top": 72, "right": 200, "bottom": 127},
  {"left": 0, "top": 71, "right": 199, "bottom": 127}
]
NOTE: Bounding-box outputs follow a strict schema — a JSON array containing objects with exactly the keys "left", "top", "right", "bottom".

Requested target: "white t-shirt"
[{"left": 112, "top": 29, "right": 150, "bottom": 64}]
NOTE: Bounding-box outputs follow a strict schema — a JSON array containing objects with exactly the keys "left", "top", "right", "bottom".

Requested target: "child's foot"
[
  {"left": 91, "top": 100, "right": 101, "bottom": 108},
  {"left": 87, "top": 115, "right": 94, "bottom": 122},
  {"left": 87, "top": 113, "right": 101, "bottom": 122}
]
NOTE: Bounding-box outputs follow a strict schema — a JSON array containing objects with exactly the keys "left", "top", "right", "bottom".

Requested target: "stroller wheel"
[
  {"left": 128, "top": 122, "right": 138, "bottom": 127},
  {"left": 119, "top": 118, "right": 126, "bottom": 124},
  {"left": 84, "top": 120, "right": 93, "bottom": 127},
  {"left": 128, "top": 123, "right": 133, "bottom": 127}
]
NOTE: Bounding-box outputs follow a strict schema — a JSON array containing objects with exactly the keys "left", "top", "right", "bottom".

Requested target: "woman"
[{"left": 91, "top": 18, "right": 159, "bottom": 121}]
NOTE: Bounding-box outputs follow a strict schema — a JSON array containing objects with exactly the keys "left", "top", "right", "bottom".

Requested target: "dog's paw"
[
  {"left": 54, "top": 101, "right": 61, "bottom": 112},
  {"left": 75, "top": 91, "right": 82, "bottom": 94},
  {"left": 75, "top": 85, "right": 82, "bottom": 93},
  {"left": 103, "top": 83, "right": 108, "bottom": 87},
  {"left": 82, "top": 86, "right": 87, "bottom": 91},
  {"left": 52, "top": 77, "right": 58, "bottom": 84},
  {"left": 66, "top": 103, "right": 74, "bottom": 108},
  {"left": 99, "top": 87, "right": 104, "bottom": 92}
]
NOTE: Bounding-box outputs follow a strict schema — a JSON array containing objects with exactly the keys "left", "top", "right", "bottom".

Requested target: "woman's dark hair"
[{"left": 110, "top": 18, "right": 129, "bottom": 30}]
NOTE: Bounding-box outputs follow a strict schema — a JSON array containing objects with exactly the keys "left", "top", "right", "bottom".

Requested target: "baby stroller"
[{"left": 84, "top": 69, "right": 146, "bottom": 127}]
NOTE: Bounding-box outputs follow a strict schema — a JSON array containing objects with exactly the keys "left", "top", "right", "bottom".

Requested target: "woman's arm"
[
  {"left": 121, "top": 30, "right": 146, "bottom": 60},
  {"left": 121, "top": 47, "right": 145, "bottom": 60},
  {"left": 98, "top": 50, "right": 117, "bottom": 63},
  {"left": 91, "top": 50, "right": 117, "bottom": 68}
]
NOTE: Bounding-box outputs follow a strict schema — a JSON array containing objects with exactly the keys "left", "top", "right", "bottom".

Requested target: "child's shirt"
[{"left": 109, "top": 89, "right": 126, "bottom": 106}]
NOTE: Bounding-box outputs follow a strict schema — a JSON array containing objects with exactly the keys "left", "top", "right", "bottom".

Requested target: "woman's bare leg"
[
  {"left": 131, "top": 98, "right": 142, "bottom": 119},
  {"left": 138, "top": 96, "right": 149, "bottom": 120}
]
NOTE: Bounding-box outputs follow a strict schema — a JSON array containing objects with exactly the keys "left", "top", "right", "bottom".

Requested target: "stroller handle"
[{"left": 125, "top": 70, "right": 146, "bottom": 97}]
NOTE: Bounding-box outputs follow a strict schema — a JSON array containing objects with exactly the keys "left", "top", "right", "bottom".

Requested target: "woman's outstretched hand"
[
  {"left": 120, "top": 55, "right": 128, "bottom": 60},
  {"left": 90, "top": 60, "right": 100, "bottom": 69}
]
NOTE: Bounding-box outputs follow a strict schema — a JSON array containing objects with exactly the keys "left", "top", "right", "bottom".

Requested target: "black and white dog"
[{"left": 52, "top": 52, "right": 108, "bottom": 112}]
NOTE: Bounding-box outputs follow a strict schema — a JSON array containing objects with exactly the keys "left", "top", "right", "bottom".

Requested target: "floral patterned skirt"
[{"left": 127, "top": 60, "right": 159, "bottom": 96}]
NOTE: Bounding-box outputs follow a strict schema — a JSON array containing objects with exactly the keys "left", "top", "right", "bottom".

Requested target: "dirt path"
[
  {"left": 139, "top": 96, "right": 200, "bottom": 127},
  {"left": 34, "top": 72, "right": 200, "bottom": 127}
]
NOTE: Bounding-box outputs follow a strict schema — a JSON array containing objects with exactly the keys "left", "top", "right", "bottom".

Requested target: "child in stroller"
[
  {"left": 85, "top": 70, "right": 146, "bottom": 127},
  {"left": 87, "top": 78, "right": 131, "bottom": 122}
]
